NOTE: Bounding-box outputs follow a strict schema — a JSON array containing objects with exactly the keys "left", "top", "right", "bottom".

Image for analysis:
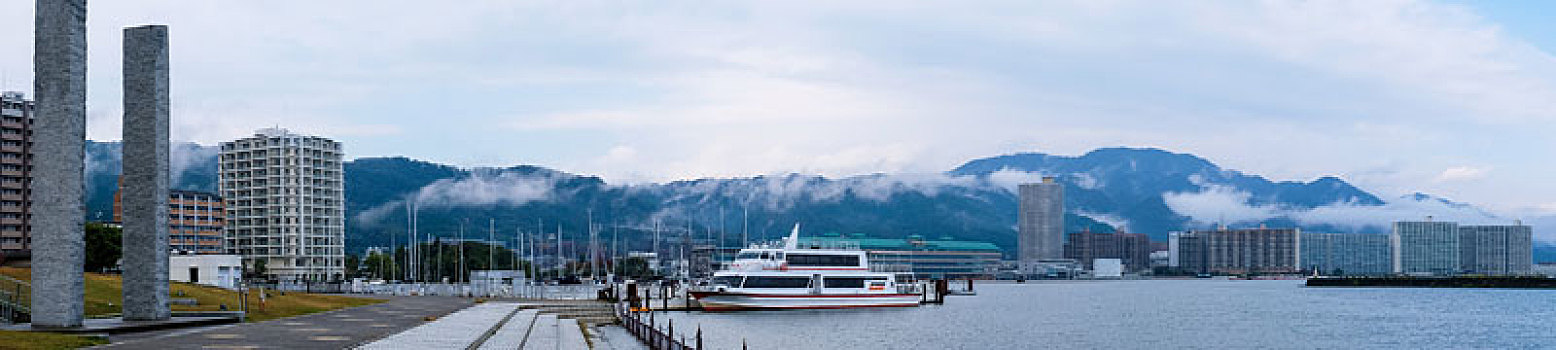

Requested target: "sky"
[{"left": 1, "top": 0, "right": 1555, "bottom": 218}]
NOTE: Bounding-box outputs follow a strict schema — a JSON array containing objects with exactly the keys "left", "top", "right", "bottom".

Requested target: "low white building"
[
  {"left": 1093, "top": 258, "right": 1124, "bottom": 279},
  {"left": 170, "top": 254, "right": 243, "bottom": 289}
]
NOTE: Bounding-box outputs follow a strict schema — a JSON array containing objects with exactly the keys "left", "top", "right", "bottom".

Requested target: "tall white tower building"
[
  {"left": 1019, "top": 177, "right": 1064, "bottom": 266},
  {"left": 219, "top": 128, "right": 345, "bottom": 281}
]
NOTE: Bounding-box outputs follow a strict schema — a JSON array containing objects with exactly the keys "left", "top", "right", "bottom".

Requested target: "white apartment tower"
[{"left": 219, "top": 128, "right": 345, "bottom": 281}]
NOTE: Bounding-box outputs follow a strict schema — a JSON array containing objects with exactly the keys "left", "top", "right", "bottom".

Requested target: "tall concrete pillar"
[
  {"left": 121, "top": 24, "right": 171, "bottom": 321},
  {"left": 30, "top": 0, "right": 88, "bottom": 328}
]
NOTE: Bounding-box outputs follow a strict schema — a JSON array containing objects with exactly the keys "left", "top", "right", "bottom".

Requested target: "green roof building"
[{"left": 798, "top": 234, "right": 1001, "bottom": 279}]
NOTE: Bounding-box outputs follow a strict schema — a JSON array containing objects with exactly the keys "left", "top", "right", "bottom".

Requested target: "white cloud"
[
  {"left": 1163, "top": 185, "right": 1507, "bottom": 233},
  {"left": 4, "top": 0, "right": 1556, "bottom": 213},
  {"left": 1434, "top": 166, "right": 1491, "bottom": 182}
]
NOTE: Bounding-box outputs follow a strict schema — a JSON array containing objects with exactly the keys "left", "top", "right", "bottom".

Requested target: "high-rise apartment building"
[
  {"left": 1171, "top": 227, "right": 1300, "bottom": 275},
  {"left": 219, "top": 128, "right": 344, "bottom": 281},
  {"left": 114, "top": 186, "right": 226, "bottom": 254},
  {"left": 1392, "top": 221, "right": 1459, "bottom": 276},
  {"left": 1459, "top": 224, "right": 1532, "bottom": 275},
  {"left": 0, "top": 92, "right": 31, "bottom": 252},
  {"left": 1299, "top": 233, "right": 1391, "bottom": 276},
  {"left": 1064, "top": 230, "right": 1152, "bottom": 272},
  {"left": 1018, "top": 178, "right": 1063, "bottom": 266}
]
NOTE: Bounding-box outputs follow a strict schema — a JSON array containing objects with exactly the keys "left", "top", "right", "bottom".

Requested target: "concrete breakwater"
[{"left": 1307, "top": 276, "right": 1556, "bottom": 288}]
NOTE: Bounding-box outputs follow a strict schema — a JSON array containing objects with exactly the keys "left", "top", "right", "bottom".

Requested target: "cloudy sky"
[{"left": 1, "top": 0, "right": 1554, "bottom": 217}]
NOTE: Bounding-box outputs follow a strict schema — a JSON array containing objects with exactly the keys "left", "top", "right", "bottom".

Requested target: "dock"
[{"left": 1307, "top": 276, "right": 1556, "bottom": 288}]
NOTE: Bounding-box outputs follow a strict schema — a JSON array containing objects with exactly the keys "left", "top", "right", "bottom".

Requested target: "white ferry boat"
[{"left": 690, "top": 225, "right": 921, "bottom": 311}]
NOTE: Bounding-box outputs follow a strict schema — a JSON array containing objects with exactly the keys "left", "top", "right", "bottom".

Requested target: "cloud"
[
  {"left": 353, "top": 169, "right": 574, "bottom": 226},
  {"left": 1075, "top": 210, "right": 1130, "bottom": 232},
  {"left": 1163, "top": 185, "right": 1506, "bottom": 233},
  {"left": 1434, "top": 166, "right": 1491, "bottom": 182},
  {"left": 6, "top": 0, "right": 1556, "bottom": 213}
]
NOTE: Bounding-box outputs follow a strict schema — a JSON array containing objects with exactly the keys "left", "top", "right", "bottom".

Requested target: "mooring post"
[
  {"left": 31, "top": 0, "right": 90, "bottom": 329},
  {"left": 627, "top": 281, "right": 639, "bottom": 308},
  {"left": 696, "top": 325, "right": 703, "bottom": 350}
]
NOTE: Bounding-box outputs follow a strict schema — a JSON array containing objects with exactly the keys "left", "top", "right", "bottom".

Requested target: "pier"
[{"left": 1307, "top": 276, "right": 1556, "bottom": 288}]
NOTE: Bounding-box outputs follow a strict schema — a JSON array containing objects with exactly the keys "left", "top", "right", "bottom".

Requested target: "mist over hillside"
[{"left": 82, "top": 142, "right": 1552, "bottom": 260}]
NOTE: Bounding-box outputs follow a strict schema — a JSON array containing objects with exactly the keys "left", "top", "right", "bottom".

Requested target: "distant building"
[
  {"left": 799, "top": 235, "right": 1002, "bottom": 279},
  {"left": 1300, "top": 233, "right": 1391, "bottom": 276},
  {"left": 0, "top": 92, "right": 31, "bottom": 253},
  {"left": 1392, "top": 221, "right": 1460, "bottom": 276},
  {"left": 114, "top": 186, "right": 227, "bottom": 254},
  {"left": 220, "top": 128, "right": 345, "bottom": 281},
  {"left": 1018, "top": 178, "right": 1064, "bottom": 266},
  {"left": 169, "top": 253, "right": 243, "bottom": 289},
  {"left": 1459, "top": 224, "right": 1532, "bottom": 275},
  {"left": 1171, "top": 227, "right": 1300, "bottom": 275},
  {"left": 1168, "top": 232, "right": 1209, "bottom": 273},
  {"left": 1534, "top": 263, "right": 1556, "bottom": 278},
  {"left": 1064, "top": 230, "right": 1152, "bottom": 272},
  {"left": 1092, "top": 258, "right": 1123, "bottom": 278}
]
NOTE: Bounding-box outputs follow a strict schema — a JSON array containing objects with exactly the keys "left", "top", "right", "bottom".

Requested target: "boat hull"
[{"left": 690, "top": 292, "right": 921, "bottom": 311}]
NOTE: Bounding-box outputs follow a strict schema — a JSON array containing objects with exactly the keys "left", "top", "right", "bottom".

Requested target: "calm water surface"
[{"left": 654, "top": 280, "right": 1556, "bottom": 349}]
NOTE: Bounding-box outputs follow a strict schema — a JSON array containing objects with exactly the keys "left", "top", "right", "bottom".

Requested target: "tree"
[
  {"left": 247, "top": 259, "right": 269, "bottom": 280},
  {"left": 362, "top": 252, "right": 399, "bottom": 280},
  {"left": 613, "top": 257, "right": 654, "bottom": 278},
  {"left": 344, "top": 253, "right": 361, "bottom": 278},
  {"left": 84, "top": 223, "right": 122, "bottom": 273}
]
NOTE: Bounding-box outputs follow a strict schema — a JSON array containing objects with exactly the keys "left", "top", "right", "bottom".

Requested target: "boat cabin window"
[
  {"left": 712, "top": 276, "right": 743, "bottom": 287},
  {"left": 786, "top": 253, "right": 861, "bottom": 267},
  {"left": 736, "top": 252, "right": 761, "bottom": 260},
  {"left": 741, "top": 276, "right": 811, "bottom": 288},
  {"left": 760, "top": 252, "right": 772, "bottom": 259},
  {"left": 823, "top": 277, "right": 889, "bottom": 288}
]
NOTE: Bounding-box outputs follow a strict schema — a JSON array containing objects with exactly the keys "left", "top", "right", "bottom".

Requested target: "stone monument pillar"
[
  {"left": 121, "top": 24, "right": 171, "bottom": 321},
  {"left": 30, "top": 0, "right": 88, "bottom": 329}
]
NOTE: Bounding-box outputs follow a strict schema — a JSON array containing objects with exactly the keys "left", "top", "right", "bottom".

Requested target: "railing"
[
  {"left": 616, "top": 303, "right": 702, "bottom": 350},
  {"left": 345, "top": 280, "right": 602, "bottom": 300},
  {"left": 0, "top": 274, "right": 29, "bottom": 324}
]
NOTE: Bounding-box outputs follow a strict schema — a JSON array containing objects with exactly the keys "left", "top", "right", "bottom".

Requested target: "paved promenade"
[
  {"left": 360, "top": 302, "right": 601, "bottom": 349},
  {"left": 99, "top": 296, "right": 473, "bottom": 349}
]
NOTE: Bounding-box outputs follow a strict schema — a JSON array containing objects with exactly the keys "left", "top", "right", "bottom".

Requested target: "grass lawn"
[
  {"left": 0, "top": 330, "right": 107, "bottom": 350},
  {"left": 0, "top": 267, "right": 382, "bottom": 323}
]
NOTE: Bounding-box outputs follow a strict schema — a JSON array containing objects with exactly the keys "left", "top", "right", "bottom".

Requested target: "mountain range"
[{"left": 81, "top": 141, "right": 1553, "bottom": 261}]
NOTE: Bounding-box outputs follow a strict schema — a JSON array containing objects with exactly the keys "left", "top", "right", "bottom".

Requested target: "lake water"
[{"left": 651, "top": 280, "right": 1556, "bottom": 349}]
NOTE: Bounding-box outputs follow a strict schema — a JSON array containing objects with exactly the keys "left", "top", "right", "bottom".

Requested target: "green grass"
[
  {"left": 0, "top": 267, "right": 383, "bottom": 323},
  {"left": 0, "top": 330, "right": 107, "bottom": 350}
]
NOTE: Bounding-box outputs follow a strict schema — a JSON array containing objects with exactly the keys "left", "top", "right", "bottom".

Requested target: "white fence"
[{"left": 347, "top": 280, "right": 602, "bottom": 300}]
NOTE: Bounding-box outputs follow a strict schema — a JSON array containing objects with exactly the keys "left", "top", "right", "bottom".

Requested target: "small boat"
[{"left": 689, "top": 224, "right": 921, "bottom": 311}]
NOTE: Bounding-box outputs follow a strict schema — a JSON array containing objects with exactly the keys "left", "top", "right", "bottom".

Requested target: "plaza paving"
[{"left": 98, "top": 296, "right": 472, "bottom": 349}]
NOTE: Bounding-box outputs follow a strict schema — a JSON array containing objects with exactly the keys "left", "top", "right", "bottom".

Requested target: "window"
[
  {"left": 712, "top": 276, "right": 743, "bottom": 287},
  {"left": 736, "top": 252, "right": 760, "bottom": 260},
  {"left": 823, "top": 277, "right": 888, "bottom": 288},
  {"left": 824, "top": 277, "right": 865, "bottom": 288},
  {"left": 741, "top": 276, "right": 811, "bottom": 288},
  {"left": 786, "top": 254, "right": 860, "bottom": 267}
]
